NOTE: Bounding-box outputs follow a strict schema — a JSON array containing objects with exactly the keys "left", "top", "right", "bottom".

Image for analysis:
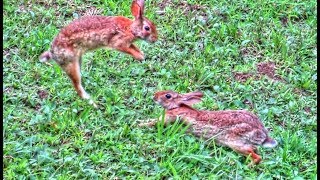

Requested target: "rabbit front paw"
[{"left": 134, "top": 52, "right": 145, "bottom": 61}]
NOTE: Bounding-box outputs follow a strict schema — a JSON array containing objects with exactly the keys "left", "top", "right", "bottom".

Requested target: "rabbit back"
[
  {"left": 190, "top": 110, "right": 271, "bottom": 146},
  {"left": 52, "top": 16, "right": 134, "bottom": 52},
  {"left": 203, "top": 110, "right": 267, "bottom": 132}
]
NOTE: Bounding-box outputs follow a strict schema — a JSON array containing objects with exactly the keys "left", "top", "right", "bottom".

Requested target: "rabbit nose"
[
  {"left": 153, "top": 96, "right": 160, "bottom": 103},
  {"left": 153, "top": 37, "right": 158, "bottom": 42}
]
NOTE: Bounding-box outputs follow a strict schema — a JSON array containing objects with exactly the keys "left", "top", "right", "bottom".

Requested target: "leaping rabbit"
[{"left": 39, "top": 0, "right": 158, "bottom": 107}]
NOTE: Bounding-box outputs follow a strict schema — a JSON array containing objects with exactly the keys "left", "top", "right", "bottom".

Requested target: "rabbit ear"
[
  {"left": 131, "top": 0, "right": 144, "bottom": 20},
  {"left": 180, "top": 91, "right": 203, "bottom": 106},
  {"left": 183, "top": 91, "right": 203, "bottom": 98}
]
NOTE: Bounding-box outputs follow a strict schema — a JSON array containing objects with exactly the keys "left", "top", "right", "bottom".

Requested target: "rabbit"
[
  {"left": 139, "top": 90, "right": 278, "bottom": 165},
  {"left": 39, "top": 0, "right": 158, "bottom": 107}
]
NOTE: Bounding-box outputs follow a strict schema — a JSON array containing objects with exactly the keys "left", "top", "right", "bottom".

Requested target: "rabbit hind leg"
[
  {"left": 228, "top": 143, "right": 261, "bottom": 166},
  {"left": 60, "top": 57, "right": 97, "bottom": 107}
]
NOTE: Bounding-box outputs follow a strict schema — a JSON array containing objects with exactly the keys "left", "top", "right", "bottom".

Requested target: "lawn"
[{"left": 3, "top": 0, "right": 317, "bottom": 179}]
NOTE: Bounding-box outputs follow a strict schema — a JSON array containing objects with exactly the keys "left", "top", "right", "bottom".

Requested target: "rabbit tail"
[
  {"left": 39, "top": 51, "right": 52, "bottom": 62},
  {"left": 262, "top": 137, "right": 278, "bottom": 148}
]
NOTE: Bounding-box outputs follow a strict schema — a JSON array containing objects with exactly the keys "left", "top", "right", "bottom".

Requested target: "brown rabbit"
[
  {"left": 39, "top": 0, "right": 157, "bottom": 107},
  {"left": 139, "top": 90, "right": 278, "bottom": 165}
]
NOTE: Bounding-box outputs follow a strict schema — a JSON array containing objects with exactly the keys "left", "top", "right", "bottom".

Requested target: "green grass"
[{"left": 3, "top": 0, "right": 317, "bottom": 179}]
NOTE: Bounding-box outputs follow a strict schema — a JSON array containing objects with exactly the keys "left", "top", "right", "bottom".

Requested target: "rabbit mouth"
[
  {"left": 148, "top": 37, "right": 157, "bottom": 43},
  {"left": 145, "top": 35, "right": 157, "bottom": 43}
]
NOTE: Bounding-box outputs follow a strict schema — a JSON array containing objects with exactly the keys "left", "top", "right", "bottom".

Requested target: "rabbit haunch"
[
  {"left": 145, "top": 90, "right": 277, "bottom": 165},
  {"left": 39, "top": 0, "right": 157, "bottom": 107}
]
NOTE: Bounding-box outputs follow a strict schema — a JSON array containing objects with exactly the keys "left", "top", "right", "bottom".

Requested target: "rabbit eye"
[
  {"left": 144, "top": 26, "right": 150, "bottom": 31},
  {"left": 165, "top": 94, "right": 171, "bottom": 99}
]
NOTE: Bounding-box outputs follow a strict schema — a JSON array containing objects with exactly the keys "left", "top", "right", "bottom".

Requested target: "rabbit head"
[
  {"left": 153, "top": 90, "right": 203, "bottom": 110},
  {"left": 130, "top": 0, "right": 158, "bottom": 43}
]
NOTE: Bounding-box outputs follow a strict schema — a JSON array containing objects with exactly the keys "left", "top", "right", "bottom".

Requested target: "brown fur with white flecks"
[
  {"left": 39, "top": 0, "right": 157, "bottom": 107},
  {"left": 139, "top": 90, "right": 278, "bottom": 165}
]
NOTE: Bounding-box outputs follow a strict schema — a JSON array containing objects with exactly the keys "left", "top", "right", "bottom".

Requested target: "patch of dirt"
[
  {"left": 212, "top": 9, "right": 228, "bottom": 21},
  {"left": 280, "top": 16, "right": 288, "bottom": 26},
  {"left": 81, "top": 6, "right": 102, "bottom": 17},
  {"left": 18, "top": 1, "right": 60, "bottom": 13},
  {"left": 243, "top": 99, "right": 254, "bottom": 109},
  {"left": 3, "top": 49, "right": 10, "bottom": 59},
  {"left": 157, "top": 0, "right": 208, "bottom": 17},
  {"left": 17, "top": 4, "right": 29, "bottom": 13},
  {"left": 240, "top": 46, "right": 263, "bottom": 59},
  {"left": 35, "top": 1, "right": 84, "bottom": 19},
  {"left": 3, "top": 47, "right": 19, "bottom": 61},
  {"left": 233, "top": 61, "right": 285, "bottom": 83},
  {"left": 60, "top": 138, "right": 70, "bottom": 145},
  {"left": 256, "top": 61, "right": 275, "bottom": 77},
  {"left": 256, "top": 61, "right": 283, "bottom": 81},
  {"left": 157, "top": 0, "right": 172, "bottom": 10},
  {"left": 279, "top": 121, "right": 286, "bottom": 127},
  {"left": 37, "top": 90, "right": 48, "bottom": 99},
  {"left": 35, "top": 104, "right": 42, "bottom": 111},
  {"left": 304, "top": 107, "right": 311, "bottom": 114},
  {"left": 273, "top": 119, "right": 286, "bottom": 128},
  {"left": 290, "top": 13, "right": 309, "bottom": 23},
  {"left": 31, "top": 1, "right": 68, "bottom": 10},
  {"left": 177, "top": 1, "right": 206, "bottom": 12},
  {"left": 293, "top": 88, "right": 310, "bottom": 96},
  {"left": 84, "top": 131, "right": 93, "bottom": 140},
  {"left": 233, "top": 72, "right": 255, "bottom": 82}
]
